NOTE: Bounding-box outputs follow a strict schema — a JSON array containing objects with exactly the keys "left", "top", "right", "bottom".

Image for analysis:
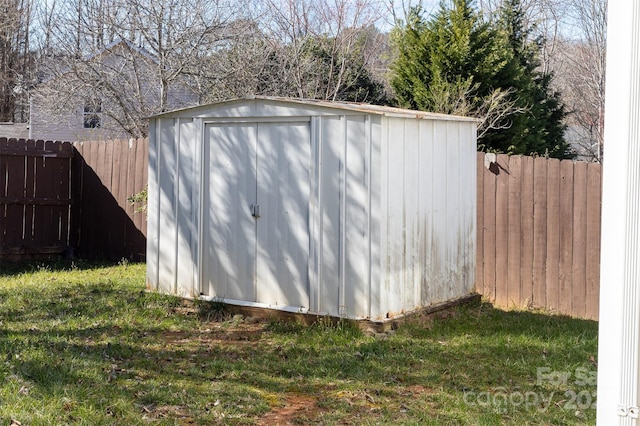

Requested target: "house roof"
[
  {"left": 85, "top": 39, "right": 158, "bottom": 64},
  {"left": 38, "top": 39, "right": 158, "bottom": 85},
  {"left": 149, "top": 95, "right": 480, "bottom": 123},
  {"left": 0, "top": 123, "right": 29, "bottom": 139}
]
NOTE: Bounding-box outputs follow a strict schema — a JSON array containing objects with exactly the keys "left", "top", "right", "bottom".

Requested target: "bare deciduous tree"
[
  {"left": 254, "top": 0, "right": 388, "bottom": 101},
  {"left": 553, "top": 0, "right": 606, "bottom": 162},
  {"left": 0, "top": 0, "right": 32, "bottom": 122},
  {"left": 32, "top": 0, "right": 246, "bottom": 138}
]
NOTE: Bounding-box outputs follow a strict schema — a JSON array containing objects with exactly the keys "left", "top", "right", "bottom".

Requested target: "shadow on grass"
[{"left": 0, "top": 258, "right": 131, "bottom": 277}]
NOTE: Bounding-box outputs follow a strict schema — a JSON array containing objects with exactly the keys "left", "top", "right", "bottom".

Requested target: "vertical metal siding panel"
[
  {"left": 476, "top": 151, "right": 485, "bottom": 295},
  {"left": 309, "top": 117, "right": 320, "bottom": 313},
  {"left": 146, "top": 120, "right": 159, "bottom": 290},
  {"left": 468, "top": 123, "right": 477, "bottom": 294},
  {"left": 465, "top": 123, "right": 477, "bottom": 294},
  {"left": 386, "top": 118, "right": 405, "bottom": 316},
  {"left": 319, "top": 116, "right": 342, "bottom": 316},
  {"left": 344, "top": 116, "right": 369, "bottom": 318},
  {"left": 419, "top": 120, "right": 435, "bottom": 306},
  {"left": 194, "top": 118, "right": 203, "bottom": 295},
  {"left": 454, "top": 122, "right": 471, "bottom": 297},
  {"left": 365, "top": 116, "right": 374, "bottom": 318},
  {"left": 377, "top": 118, "right": 390, "bottom": 318},
  {"left": 157, "top": 118, "right": 178, "bottom": 294},
  {"left": 446, "top": 121, "right": 461, "bottom": 300},
  {"left": 339, "top": 116, "right": 347, "bottom": 316},
  {"left": 431, "top": 121, "right": 448, "bottom": 303},
  {"left": 176, "top": 118, "right": 197, "bottom": 297},
  {"left": 403, "top": 119, "right": 421, "bottom": 311},
  {"left": 256, "top": 122, "right": 311, "bottom": 309},
  {"left": 459, "top": 122, "right": 476, "bottom": 295},
  {"left": 369, "top": 117, "right": 383, "bottom": 319},
  {"left": 205, "top": 124, "right": 257, "bottom": 301}
]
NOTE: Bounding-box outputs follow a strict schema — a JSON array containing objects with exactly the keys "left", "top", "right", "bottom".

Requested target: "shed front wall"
[{"left": 147, "top": 100, "right": 476, "bottom": 321}]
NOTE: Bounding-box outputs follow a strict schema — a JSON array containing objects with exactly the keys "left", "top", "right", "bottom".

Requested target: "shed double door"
[{"left": 203, "top": 121, "right": 311, "bottom": 309}]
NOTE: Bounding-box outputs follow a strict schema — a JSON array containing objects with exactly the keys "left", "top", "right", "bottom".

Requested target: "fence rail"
[{"left": 476, "top": 152, "right": 602, "bottom": 320}]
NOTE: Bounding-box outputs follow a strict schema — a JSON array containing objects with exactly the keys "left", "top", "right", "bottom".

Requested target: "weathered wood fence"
[
  {"left": 71, "top": 139, "right": 148, "bottom": 261},
  {"left": 2, "top": 138, "right": 603, "bottom": 320},
  {"left": 476, "top": 152, "right": 602, "bottom": 320},
  {"left": 0, "top": 138, "right": 147, "bottom": 262},
  {"left": 0, "top": 138, "right": 73, "bottom": 259}
]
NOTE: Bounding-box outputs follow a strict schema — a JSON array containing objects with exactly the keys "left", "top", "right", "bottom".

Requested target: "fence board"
[
  {"left": 506, "top": 156, "right": 522, "bottom": 307},
  {"left": 545, "top": 159, "right": 561, "bottom": 312},
  {"left": 585, "top": 163, "right": 601, "bottom": 320},
  {"left": 558, "top": 161, "right": 574, "bottom": 315},
  {"left": 520, "top": 156, "right": 535, "bottom": 308},
  {"left": 2, "top": 140, "right": 26, "bottom": 250},
  {"left": 494, "top": 154, "right": 510, "bottom": 306},
  {"left": 482, "top": 156, "right": 497, "bottom": 301},
  {"left": 135, "top": 139, "right": 146, "bottom": 232},
  {"left": 572, "top": 161, "right": 588, "bottom": 318},
  {"left": 111, "top": 141, "right": 125, "bottom": 258},
  {"left": 533, "top": 157, "right": 548, "bottom": 308}
]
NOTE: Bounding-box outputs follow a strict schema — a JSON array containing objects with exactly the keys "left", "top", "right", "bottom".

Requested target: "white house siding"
[
  {"left": 29, "top": 96, "right": 129, "bottom": 142},
  {"left": 147, "top": 97, "right": 477, "bottom": 321},
  {"left": 30, "top": 41, "right": 198, "bottom": 142}
]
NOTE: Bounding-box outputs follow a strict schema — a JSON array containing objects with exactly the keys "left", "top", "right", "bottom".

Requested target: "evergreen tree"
[
  {"left": 390, "top": 0, "right": 572, "bottom": 158},
  {"left": 497, "top": 0, "right": 571, "bottom": 158}
]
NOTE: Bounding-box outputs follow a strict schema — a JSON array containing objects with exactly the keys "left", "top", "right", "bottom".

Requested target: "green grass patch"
[{"left": 0, "top": 260, "right": 598, "bottom": 424}]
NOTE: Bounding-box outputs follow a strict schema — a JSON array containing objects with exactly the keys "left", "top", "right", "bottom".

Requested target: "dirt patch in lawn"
[{"left": 257, "top": 394, "right": 318, "bottom": 425}]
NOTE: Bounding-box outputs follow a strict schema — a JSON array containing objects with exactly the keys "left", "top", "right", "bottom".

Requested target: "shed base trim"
[{"left": 194, "top": 293, "right": 481, "bottom": 333}]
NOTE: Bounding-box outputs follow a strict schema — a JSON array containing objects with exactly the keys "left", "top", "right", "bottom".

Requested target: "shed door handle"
[{"left": 250, "top": 204, "right": 260, "bottom": 218}]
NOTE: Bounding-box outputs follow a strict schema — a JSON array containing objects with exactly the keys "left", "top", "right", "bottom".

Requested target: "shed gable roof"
[{"left": 149, "top": 96, "right": 479, "bottom": 123}]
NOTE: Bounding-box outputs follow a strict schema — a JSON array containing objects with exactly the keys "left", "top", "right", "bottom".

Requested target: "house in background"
[
  {"left": 29, "top": 40, "right": 198, "bottom": 142},
  {"left": 0, "top": 122, "right": 29, "bottom": 139}
]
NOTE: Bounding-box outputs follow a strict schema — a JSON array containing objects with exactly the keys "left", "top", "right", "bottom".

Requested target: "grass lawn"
[{"left": 0, "top": 260, "right": 597, "bottom": 425}]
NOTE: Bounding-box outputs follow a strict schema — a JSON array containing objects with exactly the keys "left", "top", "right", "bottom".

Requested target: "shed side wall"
[
  {"left": 378, "top": 117, "right": 476, "bottom": 319},
  {"left": 148, "top": 117, "right": 200, "bottom": 297}
]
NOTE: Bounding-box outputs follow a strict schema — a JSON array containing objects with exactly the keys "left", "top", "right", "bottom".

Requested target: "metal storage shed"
[{"left": 146, "top": 96, "right": 477, "bottom": 321}]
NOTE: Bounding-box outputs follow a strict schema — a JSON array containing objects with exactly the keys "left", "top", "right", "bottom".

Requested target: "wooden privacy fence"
[
  {"left": 476, "top": 152, "right": 602, "bottom": 320},
  {"left": 71, "top": 138, "right": 148, "bottom": 261},
  {"left": 0, "top": 138, "right": 73, "bottom": 259},
  {"left": 0, "top": 137, "right": 147, "bottom": 262},
  {"left": 2, "top": 137, "right": 603, "bottom": 320}
]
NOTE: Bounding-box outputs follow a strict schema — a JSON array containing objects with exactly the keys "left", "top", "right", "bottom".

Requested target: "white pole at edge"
[{"left": 597, "top": 0, "right": 640, "bottom": 424}]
